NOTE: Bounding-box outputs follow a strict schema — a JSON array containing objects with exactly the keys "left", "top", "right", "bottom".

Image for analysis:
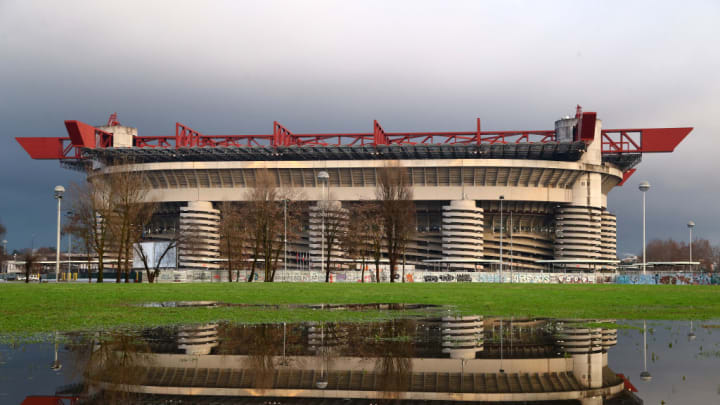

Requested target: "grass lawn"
[{"left": 1, "top": 282, "right": 719, "bottom": 335}]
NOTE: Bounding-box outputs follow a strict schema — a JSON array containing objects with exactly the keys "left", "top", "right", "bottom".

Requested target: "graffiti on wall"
[
  {"left": 615, "top": 273, "right": 720, "bottom": 285},
  {"left": 156, "top": 268, "right": 720, "bottom": 285}
]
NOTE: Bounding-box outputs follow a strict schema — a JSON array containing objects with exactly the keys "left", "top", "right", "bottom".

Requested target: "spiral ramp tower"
[
  {"left": 554, "top": 321, "right": 617, "bottom": 391},
  {"left": 441, "top": 315, "right": 483, "bottom": 359},
  {"left": 177, "top": 323, "right": 219, "bottom": 355},
  {"left": 441, "top": 200, "right": 484, "bottom": 271},
  {"left": 178, "top": 201, "right": 221, "bottom": 271},
  {"left": 600, "top": 210, "right": 617, "bottom": 270},
  {"left": 553, "top": 206, "right": 603, "bottom": 269}
]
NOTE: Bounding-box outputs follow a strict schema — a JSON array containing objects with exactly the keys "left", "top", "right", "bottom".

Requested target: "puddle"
[
  {"left": 2, "top": 316, "right": 719, "bottom": 404},
  {"left": 137, "top": 301, "right": 440, "bottom": 311}
]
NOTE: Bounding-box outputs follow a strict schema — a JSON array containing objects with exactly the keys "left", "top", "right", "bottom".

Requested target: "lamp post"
[
  {"left": 54, "top": 185, "right": 65, "bottom": 282},
  {"left": 640, "top": 320, "right": 651, "bottom": 381},
  {"left": 499, "top": 318, "right": 504, "bottom": 373},
  {"left": 688, "top": 320, "right": 696, "bottom": 341},
  {"left": 318, "top": 171, "right": 330, "bottom": 275},
  {"left": 510, "top": 211, "right": 513, "bottom": 283},
  {"left": 638, "top": 182, "right": 650, "bottom": 275},
  {"left": 67, "top": 233, "right": 71, "bottom": 281},
  {"left": 687, "top": 221, "right": 695, "bottom": 271},
  {"left": 499, "top": 195, "right": 504, "bottom": 283},
  {"left": 50, "top": 331, "right": 62, "bottom": 371}
]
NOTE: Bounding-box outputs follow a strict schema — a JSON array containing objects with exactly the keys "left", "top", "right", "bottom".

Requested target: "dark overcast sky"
[{"left": 1, "top": 0, "right": 718, "bottom": 255}]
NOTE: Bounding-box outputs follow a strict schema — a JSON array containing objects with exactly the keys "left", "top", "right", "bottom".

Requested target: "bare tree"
[
  {"left": 67, "top": 177, "right": 114, "bottom": 283},
  {"left": 67, "top": 164, "right": 154, "bottom": 283},
  {"left": 241, "top": 170, "right": 302, "bottom": 282},
  {"left": 22, "top": 249, "right": 38, "bottom": 283},
  {"left": 367, "top": 203, "right": 385, "bottom": 283},
  {"left": 107, "top": 170, "right": 155, "bottom": 283},
  {"left": 343, "top": 203, "right": 376, "bottom": 283},
  {"left": 219, "top": 202, "right": 247, "bottom": 282},
  {"left": 644, "top": 238, "right": 717, "bottom": 271},
  {"left": 134, "top": 233, "right": 179, "bottom": 283},
  {"left": 376, "top": 164, "right": 416, "bottom": 282},
  {"left": 314, "top": 199, "right": 347, "bottom": 282}
]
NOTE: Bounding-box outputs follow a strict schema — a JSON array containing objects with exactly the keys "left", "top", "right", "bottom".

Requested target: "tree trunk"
[
  {"left": 375, "top": 257, "right": 381, "bottom": 283},
  {"left": 361, "top": 256, "right": 366, "bottom": 283},
  {"left": 124, "top": 244, "right": 132, "bottom": 283},
  {"left": 97, "top": 256, "right": 104, "bottom": 283},
  {"left": 325, "top": 244, "right": 333, "bottom": 283},
  {"left": 227, "top": 254, "right": 233, "bottom": 282},
  {"left": 115, "top": 247, "right": 122, "bottom": 283},
  {"left": 248, "top": 257, "right": 257, "bottom": 282}
]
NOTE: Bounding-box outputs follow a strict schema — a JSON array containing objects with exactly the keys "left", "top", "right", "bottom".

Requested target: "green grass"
[{"left": 1, "top": 282, "right": 719, "bottom": 335}]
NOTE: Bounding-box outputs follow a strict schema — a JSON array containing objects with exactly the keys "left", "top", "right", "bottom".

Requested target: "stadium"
[{"left": 16, "top": 107, "right": 692, "bottom": 281}]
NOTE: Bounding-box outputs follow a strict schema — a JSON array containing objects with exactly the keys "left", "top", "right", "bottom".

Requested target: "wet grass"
[{"left": 1, "top": 282, "right": 719, "bottom": 335}]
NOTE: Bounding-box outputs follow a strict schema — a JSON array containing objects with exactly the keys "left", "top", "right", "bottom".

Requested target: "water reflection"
[
  {"left": 8, "top": 316, "right": 651, "bottom": 404},
  {"left": 7, "top": 315, "right": 720, "bottom": 404}
]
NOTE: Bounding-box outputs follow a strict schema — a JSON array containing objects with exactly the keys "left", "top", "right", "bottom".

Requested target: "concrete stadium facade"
[{"left": 16, "top": 108, "right": 692, "bottom": 277}]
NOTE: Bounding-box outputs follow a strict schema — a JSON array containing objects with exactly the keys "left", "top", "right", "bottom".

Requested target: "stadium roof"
[{"left": 82, "top": 141, "right": 588, "bottom": 163}]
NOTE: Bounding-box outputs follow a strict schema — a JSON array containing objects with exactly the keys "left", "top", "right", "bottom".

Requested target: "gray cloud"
[{"left": 1, "top": 0, "right": 718, "bottom": 253}]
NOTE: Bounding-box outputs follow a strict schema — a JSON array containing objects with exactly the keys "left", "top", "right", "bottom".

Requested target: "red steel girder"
[
  {"left": 16, "top": 118, "right": 693, "bottom": 159},
  {"left": 601, "top": 127, "right": 693, "bottom": 153},
  {"left": 617, "top": 168, "right": 637, "bottom": 186}
]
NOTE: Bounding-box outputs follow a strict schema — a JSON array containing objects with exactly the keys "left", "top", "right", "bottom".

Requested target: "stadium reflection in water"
[{"left": 14, "top": 315, "right": 672, "bottom": 405}]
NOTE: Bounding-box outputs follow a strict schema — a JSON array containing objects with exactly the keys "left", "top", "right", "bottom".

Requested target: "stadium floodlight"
[{"left": 687, "top": 221, "right": 695, "bottom": 269}]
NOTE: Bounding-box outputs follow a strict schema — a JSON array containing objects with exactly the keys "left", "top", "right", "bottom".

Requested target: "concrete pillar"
[
  {"left": 178, "top": 201, "right": 220, "bottom": 271},
  {"left": 441, "top": 200, "right": 483, "bottom": 271}
]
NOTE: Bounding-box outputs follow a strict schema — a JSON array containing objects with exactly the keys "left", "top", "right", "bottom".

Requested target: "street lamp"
[
  {"left": 54, "top": 185, "right": 65, "bottom": 282},
  {"left": 688, "top": 221, "right": 695, "bottom": 270},
  {"left": 50, "top": 331, "right": 62, "bottom": 371},
  {"left": 638, "top": 181, "right": 650, "bottom": 275},
  {"left": 65, "top": 211, "right": 73, "bottom": 282},
  {"left": 499, "top": 195, "right": 504, "bottom": 283},
  {"left": 688, "top": 320, "right": 696, "bottom": 341},
  {"left": 317, "top": 171, "right": 330, "bottom": 275}
]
